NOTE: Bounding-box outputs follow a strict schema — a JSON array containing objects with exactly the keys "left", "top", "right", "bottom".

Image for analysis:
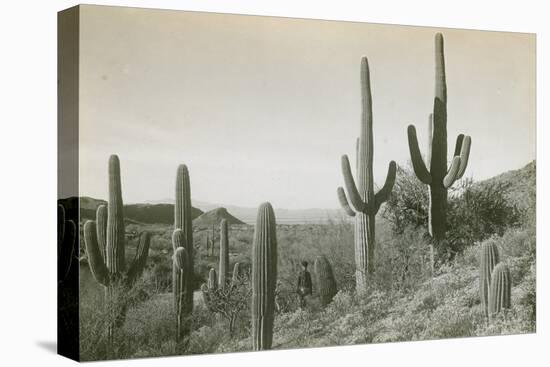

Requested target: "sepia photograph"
[{"left": 57, "top": 4, "right": 536, "bottom": 362}]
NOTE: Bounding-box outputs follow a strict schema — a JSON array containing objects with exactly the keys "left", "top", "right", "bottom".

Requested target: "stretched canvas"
[{"left": 57, "top": 4, "right": 536, "bottom": 362}]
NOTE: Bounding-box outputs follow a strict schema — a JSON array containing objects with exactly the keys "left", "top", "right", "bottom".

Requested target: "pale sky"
[{"left": 78, "top": 5, "right": 535, "bottom": 209}]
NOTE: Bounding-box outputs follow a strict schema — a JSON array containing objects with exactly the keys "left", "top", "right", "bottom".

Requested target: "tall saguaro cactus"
[
  {"left": 251, "top": 202, "right": 278, "bottom": 351},
  {"left": 407, "top": 33, "right": 472, "bottom": 240},
  {"left": 314, "top": 255, "right": 338, "bottom": 306},
  {"left": 488, "top": 263, "right": 512, "bottom": 318},
  {"left": 479, "top": 241, "right": 500, "bottom": 317},
  {"left": 172, "top": 164, "right": 195, "bottom": 350},
  {"left": 84, "top": 155, "right": 151, "bottom": 353},
  {"left": 337, "top": 57, "right": 397, "bottom": 292},
  {"left": 219, "top": 219, "right": 229, "bottom": 288}
]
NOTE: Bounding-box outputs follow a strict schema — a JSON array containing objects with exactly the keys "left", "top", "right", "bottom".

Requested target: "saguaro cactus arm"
[
  {"left": 127, "top": 232, "right": 151, "bottom": 283},
  {"left": 336, "top": 187, "right": 356, "bottom": 217},
  {"left": 407, "top": 125, "right": 432, "bottom": 185},
  {"left": 96, "top": 204, "right": 108, "bottom": 262},
  {"left": 456, "top": 136, "right": 471, "bottom": 179},
  {"left": 374, "top": 160, "right": 397, "bottom": 212},
  {"left": 341, "top": 154, "right": 367, "bottom": 213},
  {"left": 84, "top": 220, "right": 110, "bottom": 286},
  {"left": 443, "top": 156, "right": 462, "bottom": 188}
]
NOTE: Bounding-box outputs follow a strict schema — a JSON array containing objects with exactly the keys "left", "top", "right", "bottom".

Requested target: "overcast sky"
[{"left": 78, "top": 5, "right": 535, "bottom": 209}]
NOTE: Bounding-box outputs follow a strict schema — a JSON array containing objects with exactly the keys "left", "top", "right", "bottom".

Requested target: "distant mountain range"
[
  {"left": 60, "top": 160, "right": 535, "bottom": 226},
  {"left": 145, "top": 199, "right": 344, "bottom": 224}
]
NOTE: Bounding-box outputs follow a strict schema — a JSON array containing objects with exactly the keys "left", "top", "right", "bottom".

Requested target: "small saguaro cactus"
[
  {"left": 231, "top": 262, "right": 241, "bottom": 287},
  {"left": 172, "top": 164, "right": 195, "bottom": 349},
  {"left": 219, "top": 219, "right": 229, "bottom": 288},
  {"left": 208, "top": 268, "right": 218, "bottom": 291},
  {"left": 337, "top": 57, "right": 396, "bottom": 292},
  {"left": 57, "top": 203, "right": 76, "bottom": 283},
  {"left": 479, "top": 241, "right": 500, "bottom": 317},
  {"left": 173, "top": 245, "right": 190, "bottom": 348},
  {"left": 488, "top": 263, "right": 512, "bottom": 318},
  {"left": 251, "top": 202, "right": 278, "bottom": 351},
  {"left": 314, "top": 255, "right": 338, "bottom": 306},
  {"left": 407, "top": 33, "right": 472, "bottom": 241},
  {"left": 83, "top": 155, "right": 151, "bottom": 352}
]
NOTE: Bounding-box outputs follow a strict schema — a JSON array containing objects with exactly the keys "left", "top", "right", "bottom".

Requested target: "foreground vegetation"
[{"left": 78, "top": 161, "right": 535, "bottom": 360}]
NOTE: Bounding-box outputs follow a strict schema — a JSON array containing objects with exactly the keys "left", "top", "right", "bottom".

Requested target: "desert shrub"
[
  {"left": 202, "top": 272, "right": 251, "bottom": 338},
  {"left": 382, "top": 164, "right": 429, "bottom": 234},
  {"left": 375, "top": 225, "right": 432, "bottom": 292},
  {"left": 445, "top": 178, "right": 522, "bottom": 257}
]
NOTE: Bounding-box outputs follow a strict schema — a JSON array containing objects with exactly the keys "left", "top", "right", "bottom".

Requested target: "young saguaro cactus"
[
  {"left": 407, "top": 33, "right": 472, "bottom": 240},
  {"left": 172, "top": 164, "right": 195, "bottom": 349},
  {"left": 251, "top": 202, "right": 278, "bottom": 351},
  {"left": 314, "top": 255, "right": 338, "bottom": 306},
  {"left": 488, "top": 263, "right": 512, "bottom": 318},
  {"left": 219, "top": 219, "right": 229, "bottom": 288},
  {"left": 479, "top": 241, "right": 500, "bottom": 317},
  {"left": 337, "top": 57, "right": 397, "bottom": 292},
  {"left": 208, "top": 268, "right": 218, "bottom": 291},
  {"left": 83, "top": 155, "right": 151, "bottom": 351},
  {"left": 231, "top": 262, "right": 241, "bottom": 287}
]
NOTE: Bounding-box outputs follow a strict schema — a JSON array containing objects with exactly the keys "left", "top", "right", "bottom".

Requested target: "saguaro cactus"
[
  {"left": 337, "top": 57, "right": 396, "bottom": 292},
  {"left": 58, "top": 203, "right": 76, "bottom": 282},
  {"left": 488, "top": 263, "right": 512, "bottom": 318},
  {"left": 208, "top": 268, "right": 218, "bottom": 291},
  {"left": 251, "top": 202, "right": 278, "bottom": 351},
  {"left": 231, "top": 262, "right": 241, "bottom": 287},
  {"left": 479, "top": 241, "right": 500, "bottom": 317},
  {"left": 314, "top": 255, "right": 338, "bottom": 306},
  {"left": 172, "top": 164, "right": 195, "bottom": 349},
  {"left": 219, "top": 219, "right": 229, "bottom": 288},
  {"left": 83, "top": 155, "right": 151, "bottom": 352},
  {"left": 173, "top": 245, "right": 190, "bottom": 347},
  {"left": 407, "top": 33, "right": 472, "bottom": 240}
]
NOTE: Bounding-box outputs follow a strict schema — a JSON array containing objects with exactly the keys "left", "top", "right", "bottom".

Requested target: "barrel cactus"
[
  {"left": 407, "top": 33, "right": 472, "bottom": 241},
  {"left": 479, "top": 241, "right": 500, "bottom": 317},
  {"left": 337, "top": 57, "right": 396, "bottom": 293},
  {"left": 314, "top": 255, "right": 338, "bottom": 306},
  {"left": 172, "top": 164, "right": 195, "bottom": 350},
  {"left": 83, "top": 155, "right": 151, "bottom": 353},
  {"left": 219, "top": 219, "right": 229, "bottom": 288},
  {"left": 488, "top": 263, "right": 512, "bottom": 318},
  {"left": 251, "top": 202, "right": 278, "bottom": 351}
]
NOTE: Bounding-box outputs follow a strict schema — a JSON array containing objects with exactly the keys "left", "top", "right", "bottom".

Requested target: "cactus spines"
[
  {"left": 407, "top": 33, "right": 472, "bottom": 240},
  {"left": 251, "top": 202, "right": 278, "bottom": 351},
  {"left": 479, "top": 241, "right": 500, "bottom": 317},
  {"left": 208, "top": 268, "right": 218, "bottom": 291},
  {"left": 314, "top": 255, "right": 338, "bottom": 306},
  {"left": 83, "top": 155, "right": 150, "bottom": 355},
  {"left": 173, "top": 246, "right": 190, "bottom": 347},
  {"left": 488, "top": 263, "right": 512, "bottom": 318},
  {"left": 172, "top": 164, "right": 195, "bottom": 350},
  {"left": 57, "top": 204, "right": 76, "bottom": 282},
  {"left": 337, "top": 57, "right": 396, "bottom": 292},
  {"left": 219, "top": 219, "right": 229, "bottom": 288}
]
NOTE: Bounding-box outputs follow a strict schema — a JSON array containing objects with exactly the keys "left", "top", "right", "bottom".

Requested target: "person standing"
[{"left": 296, "top": 261, "right": 312, "bottom": 309}]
